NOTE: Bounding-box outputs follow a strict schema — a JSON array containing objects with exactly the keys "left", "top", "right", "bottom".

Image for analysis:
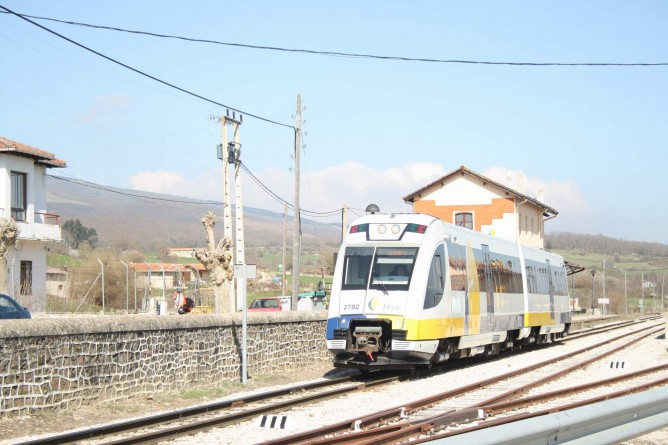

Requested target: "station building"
[{"left": 403, "top": 165, "right": 557, "bottom": 249}]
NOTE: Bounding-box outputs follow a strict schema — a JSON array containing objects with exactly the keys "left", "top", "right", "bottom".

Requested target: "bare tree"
[
  {"left": 0, "top": 219, "right": 19, "bottom": 294},
  {"left": 194, "top": 212, "right": 233, "bottom": 313}
]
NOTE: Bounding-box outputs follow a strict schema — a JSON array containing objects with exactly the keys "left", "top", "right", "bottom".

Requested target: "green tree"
[{"left": 62, "top": 219, "right": 99, "bottom": 248}]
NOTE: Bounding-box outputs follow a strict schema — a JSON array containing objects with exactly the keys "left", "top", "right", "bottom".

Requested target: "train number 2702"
[{"left": 343, "top": 304, "right": 360, "bottom": 310}]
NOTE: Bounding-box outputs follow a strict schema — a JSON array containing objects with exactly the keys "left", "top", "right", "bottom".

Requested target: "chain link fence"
[{"left": 45, "top": 259, "right": 216, "bottom": 315}]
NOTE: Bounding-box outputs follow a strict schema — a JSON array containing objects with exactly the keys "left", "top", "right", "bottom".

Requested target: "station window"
[
  {"left": 455, "top": 212, "right": 473, "bottom": 230},
  {"left": 11, "top": 171, "right": 27, "bottom": 222},
  {"left": 20, "top": 260, "right": 32, "bottom": 295}
]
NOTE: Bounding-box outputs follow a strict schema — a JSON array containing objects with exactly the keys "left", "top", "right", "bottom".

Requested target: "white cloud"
[
  {"left": 241, "top": 161, "right": 448, "bottom": 218},
  {"left": 130, "top": 170, "right": 188, "bottom": 195},
  {"left": 128, "top": 163, "right": 592, "bottom": 234},
  {"left": 80, "top": 94, "right": 133, "bottom": 123},
  {"left": 482, "top": 166, "right": 593, "bottom": 233}
]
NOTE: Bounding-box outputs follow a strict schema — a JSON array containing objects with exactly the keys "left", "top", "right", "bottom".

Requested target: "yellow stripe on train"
[
  {"left": 524, "top": 312, "right": 557, "bottom": 326},
  {"left": 399, "top": 313, "right": 560, "bottom": 341}
]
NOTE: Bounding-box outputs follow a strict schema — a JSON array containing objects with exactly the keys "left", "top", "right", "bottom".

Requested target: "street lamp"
[{"left": 590, "top": 269, "right": 596, "bottom": 314}]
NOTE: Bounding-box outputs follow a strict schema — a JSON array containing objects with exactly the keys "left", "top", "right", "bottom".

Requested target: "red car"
[{"left": 248, "top": 296, "right": 290, "bottom": 312}]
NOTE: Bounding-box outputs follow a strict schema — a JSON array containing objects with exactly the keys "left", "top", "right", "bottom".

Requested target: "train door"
[
  {"left": 546, "top": 259, "right": 555, "bottom": 319},
  {"left": 482, "top": 245, "right": 495, "bottom": 329}
]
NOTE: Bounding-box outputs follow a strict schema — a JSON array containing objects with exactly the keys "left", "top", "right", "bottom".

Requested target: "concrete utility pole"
[
  {"left": 282, "top": 203, "right": 288, "bottom": 297},
  {"left": 590, "top": 270, "right": 596, "bottom": 314},
  {"left": 602, "top": 257, "right": 606, "bottom": 314},
  {"left": 291, "top": 94, "right": 302, "bottom": 310},
  {"left": 216, "top": 110, "right": 243, "bottom": 312}
]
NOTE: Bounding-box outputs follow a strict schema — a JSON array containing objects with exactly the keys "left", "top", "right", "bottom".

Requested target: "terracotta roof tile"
[
  {"left": 130, "top": 263, "right": 194, "bottom": 272},
  {"left": 0, "top": 137, "right": 67, "bottom": 168}
]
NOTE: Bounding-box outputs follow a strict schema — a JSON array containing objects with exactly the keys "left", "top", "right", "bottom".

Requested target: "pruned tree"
[
  {"left": 194, "top": 212, "right": 234, "bottom": 313},
  {"left": 0, "top": 218, "right": 20, "bottom": 294}
]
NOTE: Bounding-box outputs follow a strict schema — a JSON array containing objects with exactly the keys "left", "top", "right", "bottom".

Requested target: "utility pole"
[
  {"left": 219, "top": 110, "right": 243, "bottom": 312},
  {"left": 602, "top": 257, "right": 606, "bottom": 314},
  {"left": 232, "top": 119, "right": 245, "bottom": 312},
  {"left": 282, "top": 203, "right": 288, "bottom": 297},
  {"left": 291, "top": 94, "right": 302, "bottom": 310},
  {"left": 590, "top": 270, "right": 596, "bottom": 314},
  {"left": 341, "top": 204, "right": 347, "bottom": 244},
  {"left": 641, "top": 271, "right": 645, "bottom": 316}
]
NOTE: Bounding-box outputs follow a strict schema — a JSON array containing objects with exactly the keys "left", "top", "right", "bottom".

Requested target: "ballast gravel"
[{"left": 167, "top": 324, "right": 668, "bottom": 445}]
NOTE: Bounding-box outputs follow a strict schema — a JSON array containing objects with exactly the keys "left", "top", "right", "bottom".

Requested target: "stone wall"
[
  {"left": 0, "top": 312, "right": 616, "bottom": 417},
  {"left": 0, "top": 311, "right": 329, "bottom": 416}
]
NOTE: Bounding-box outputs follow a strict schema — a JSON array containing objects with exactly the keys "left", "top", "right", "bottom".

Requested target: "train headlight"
[
  {"left": 378, "top": 224, "right": 387, "bottom": 234},
  {"left": 391, "top": 224, "right": 401, "bottom": 234}
]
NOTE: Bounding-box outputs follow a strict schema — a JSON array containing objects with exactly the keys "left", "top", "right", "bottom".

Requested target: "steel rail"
[
  {"left": 21, "top": 372, "right": 407, "bottom": 445},
  {"left": 262, "top": 321, "right": 664, "bottom": 445},
  {"left": 98, "top": 375, "right": 408, "bottom": 445},
  {"left": 303, "top": 342, "right": 668, "bottom": 445},
  {"left": 567, "top": 315, "right": 660, "bottom": 339},
  {"left": 477, "top": 325, "right": 664, "bottom": 407},
  {"left": 483, "top": 362, "right": 668, "bottom": 414},
  {"left": 410, "top": 375, "right": 668, "bottom": 444}
]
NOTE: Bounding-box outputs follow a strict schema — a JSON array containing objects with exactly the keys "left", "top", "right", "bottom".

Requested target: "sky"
[{"left": 1, "top": 2, "right": 667, "bottom": 243}]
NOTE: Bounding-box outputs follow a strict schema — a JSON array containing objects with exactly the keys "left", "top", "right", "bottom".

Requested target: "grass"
[
  {"left": 47, "top": 254, "right": 85, "bottom": 268},
  {"left": 46, "top": 296, "right": 101, "bottom": 314},
  {"left": 555, "top": 249, "right": 668, "bottom": 276}
]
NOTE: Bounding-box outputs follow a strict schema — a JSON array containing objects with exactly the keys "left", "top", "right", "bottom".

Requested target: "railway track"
[
  {"left": 21, "top": 371, "right": 410, "bottom": 445},
  {"left": 263, "top": 319, "right": 666, "bottom": 444},
  {"left": 17, "top": 316, "right": 665, "bottom": 445}
]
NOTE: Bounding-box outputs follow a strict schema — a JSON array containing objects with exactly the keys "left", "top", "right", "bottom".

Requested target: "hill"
[
  {"left": 46, "top": 175, "right": 341, "bottom": 252},
  {"left": 546, "top": 232, "right": 668, "bottom": 258},
  {"left": 46, "top": 175, "right": 668, "bottom": 259}
]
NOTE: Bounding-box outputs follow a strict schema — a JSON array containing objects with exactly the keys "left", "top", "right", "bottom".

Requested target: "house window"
[
  {"left": 20, "top": 260, "right": 32, "bottom": 295},
  {"left": 455, "top": 212, "right": 473, "bottom": 230},
  {"left": 11, "top": 171, "right": 27, "bottom": 221}
]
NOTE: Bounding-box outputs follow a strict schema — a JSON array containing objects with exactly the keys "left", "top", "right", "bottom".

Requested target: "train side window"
[
  {"left": 447, "top": 241, "right": 466, "bottom": 291},
  {"left": 424, "top": 245, "right": 445, "bottom": 309}
]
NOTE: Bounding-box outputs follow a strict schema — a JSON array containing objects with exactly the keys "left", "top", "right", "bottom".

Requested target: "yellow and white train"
[{"left": 326, "top": 212, "right": 571, "bottom": 369}]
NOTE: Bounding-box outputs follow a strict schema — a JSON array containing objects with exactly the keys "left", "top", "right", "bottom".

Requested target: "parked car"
[
  {"left": 0, "top": 294, "right": 31, "bottom": 319},
  {"left": 248, "top": 296, "right": 291, "bottom": 312}
]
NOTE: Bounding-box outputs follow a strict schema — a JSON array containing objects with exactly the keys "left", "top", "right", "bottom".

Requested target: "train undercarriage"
[{"left": 331, "top": 318, "right": 571, "bottom": 370}]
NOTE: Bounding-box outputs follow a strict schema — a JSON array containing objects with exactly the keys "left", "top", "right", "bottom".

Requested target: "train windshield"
[{"left": 341, "top": 246, "right": 417, "bottom": 291}]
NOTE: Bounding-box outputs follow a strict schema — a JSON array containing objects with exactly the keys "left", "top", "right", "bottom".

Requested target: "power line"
[
  {"left": 0, "top": 5, "right": 295, "bottom": 129},
  {"left": 49, "top": 174, "right": 224, "bottom": 205},
  {"left": 238, "top": 162, "right": 342, "bottom": 217},
  {"left": 4, "top": 10, "right": 668, "bottom": 67},
  {"left": 50, "top": 167, "right": 343, "bottom": 218}
]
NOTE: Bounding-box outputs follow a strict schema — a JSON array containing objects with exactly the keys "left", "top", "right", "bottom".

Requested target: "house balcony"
[{"left": 17, "top": 212, "right": 62, "bottom": 242}]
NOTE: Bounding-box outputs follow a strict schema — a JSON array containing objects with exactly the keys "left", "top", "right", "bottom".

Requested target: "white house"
[
  {"left": 403, "top": 165, "right": 558, "bottom": 249},
  {"left": 0, "top": 137, "right": 66, "bottom": 312}
]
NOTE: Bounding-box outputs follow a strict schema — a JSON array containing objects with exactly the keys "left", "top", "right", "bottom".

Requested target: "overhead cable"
[
  {"left": 4, "top": 10, "right": 668, "bottom": 67},
  {"left": 50, "top": 174, "right": 224, "bottom": 205},
  {"left": 239, "top": 162, "right": 342, "bottom": 217},
  {"left": 0, "top": 5, "right": 295, "bottom": 129},
  {"left": 49, "top": 169, "right": 342, "bottom": 218}
]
